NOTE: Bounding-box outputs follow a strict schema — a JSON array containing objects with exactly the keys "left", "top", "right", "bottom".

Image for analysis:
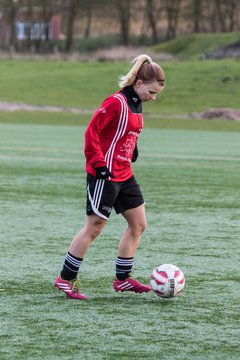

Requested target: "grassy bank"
[
  {"left": 153, "top": 32, "right": 240, "bottom": 60},
  {"left": 0, "top": 59, "right": 240, "bottom": 116}
]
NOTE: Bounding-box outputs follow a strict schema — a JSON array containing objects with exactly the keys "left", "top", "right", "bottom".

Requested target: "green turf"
[
  {"left": 1, "top": 59, "right": 240, "bottom": 114},
  {"left": 0, "top": 123, "right": 240, "bottom": 359}
]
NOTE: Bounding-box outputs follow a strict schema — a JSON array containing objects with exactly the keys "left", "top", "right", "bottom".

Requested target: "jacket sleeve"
[{"left": 84, "top": 96, "right": 121, "bottom": 169}]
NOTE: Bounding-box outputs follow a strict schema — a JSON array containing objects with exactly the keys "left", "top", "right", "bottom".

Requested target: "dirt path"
[
  {"left": 0, "top": 101, "right": 187, "bottom": 118},
  {"left": 0, "top": 101, "right": 240, "bottom": 121},
  {"left": 0, "top": 101, "right": 92, "bottom": 114}
]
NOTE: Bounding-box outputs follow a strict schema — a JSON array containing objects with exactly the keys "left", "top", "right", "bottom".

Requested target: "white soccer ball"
[{"left": 150, "top": 264, "right": 185, "bottom": 298}]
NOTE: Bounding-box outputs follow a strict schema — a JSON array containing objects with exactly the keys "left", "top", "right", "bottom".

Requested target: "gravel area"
[{"left": 1, "top": 101, "right": 240, "bottom": 121}]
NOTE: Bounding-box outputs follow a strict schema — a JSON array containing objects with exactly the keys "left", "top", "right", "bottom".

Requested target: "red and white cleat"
[
  {"left": 113, "top": 277, "right": 151, "bottom": 293},
  {"left": 54, "top": 276, "right": 87, "bottom": 300}
]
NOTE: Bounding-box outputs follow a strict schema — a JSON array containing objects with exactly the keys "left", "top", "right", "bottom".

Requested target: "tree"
[
  {"left": 193, "top": 0, "right": 202, "bottom": 32},
  {"left": 214, "top": 0, "right": 226, "bottom": 32},
  {"left": 0, "top": 0, "right": 20, "bottom": 50},
  {"left": 83, "top": 0, "right": 92, "bottom": 38},
  {"left": 113, "top": 0, "right": 131, "bottom": 45},
  {"left": 65, "top": 0, "right": 78, "bottom": 52},
  {"left": 164, "top": 0, "right": 181, "bottom": 40},
  {"left": 146, "top": 0, "right": 163, "bottom": 44},
  {"left": 207, "top": 0, "right": 240, "bottom": 33},
  {"left": 64, "top": 0, "right": 97, "bottom": 50},
  {"left": 224, "top": 0, "right": 239, "bottom": 32}
]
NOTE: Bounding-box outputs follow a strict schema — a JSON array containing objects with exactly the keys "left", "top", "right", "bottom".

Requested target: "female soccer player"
[{"left": 54, "top": 54, "right": 165, "bottom": 299}]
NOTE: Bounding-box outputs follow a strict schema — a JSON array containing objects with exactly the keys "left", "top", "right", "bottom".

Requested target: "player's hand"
[
  {"left": 132, "top": 144, "right": 138, "bottom": 162},
  {"left": 95, "top": 166, "right": 114, "bottom": 179}
]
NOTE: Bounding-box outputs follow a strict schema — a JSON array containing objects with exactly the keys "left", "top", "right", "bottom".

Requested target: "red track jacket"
[{"left": 84, "top": 86, "right": 143, "bottom": 182}]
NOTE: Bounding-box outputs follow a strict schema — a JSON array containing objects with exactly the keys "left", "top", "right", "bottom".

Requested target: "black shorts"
[{"left": 86, "top": 174, "right": 144, "bottom": 219}]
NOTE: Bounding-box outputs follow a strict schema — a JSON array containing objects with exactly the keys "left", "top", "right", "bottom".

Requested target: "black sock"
[
  {"left": 60, "top": 252, "right": 83, "bottom": 281},
  {"left": 115, "top": 256, "right": 134, "bottom": 281}
]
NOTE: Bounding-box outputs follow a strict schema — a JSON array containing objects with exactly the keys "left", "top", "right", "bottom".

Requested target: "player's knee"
[
  {"left": 90, "top": 221, "right": 105, "bottom": 239},
  {"left": 89, "top": 227, "right": 101, "bottom": 241},
  {"left": 140, "top": 219, "right": 147, "bottom": 234},
  {"left": 86, "top": 215, "right": 106, "bottom": 241},
  {"left": 131, "top": 220, "right": 147, "bottom": 237}
]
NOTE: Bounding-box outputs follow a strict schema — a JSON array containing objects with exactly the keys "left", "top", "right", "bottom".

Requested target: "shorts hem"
[
  {"left": 115, "top": 201, "right": 145, "bottom": 215},
  {"left": 86, "top": 209, "right": 109, "bottom": 220}
]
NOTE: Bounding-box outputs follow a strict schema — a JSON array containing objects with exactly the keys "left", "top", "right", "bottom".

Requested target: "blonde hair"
[{"left": 118, "top": 54, "right": 165, "bottom": 88}]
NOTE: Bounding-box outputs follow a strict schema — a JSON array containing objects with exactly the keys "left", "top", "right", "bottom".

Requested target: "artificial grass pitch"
[{"left": 0, "top": 123, "right": 240, "bottom": 359}]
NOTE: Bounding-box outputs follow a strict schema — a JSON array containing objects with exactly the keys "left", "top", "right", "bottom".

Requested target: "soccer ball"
[{"left": 150, "top": 264, "right": 185, "bottom": 298}]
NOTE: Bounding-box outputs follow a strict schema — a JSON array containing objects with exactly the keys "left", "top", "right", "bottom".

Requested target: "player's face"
[{"left": 134, "top": 80, "right": 164, "bottom": 102}]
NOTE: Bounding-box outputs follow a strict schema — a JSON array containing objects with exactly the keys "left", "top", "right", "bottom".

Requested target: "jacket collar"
[{"left": 123, "top": 86, "right": 141, "bottom": 107}]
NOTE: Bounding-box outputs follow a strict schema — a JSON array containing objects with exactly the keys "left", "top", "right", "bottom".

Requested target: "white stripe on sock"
[{"left": 66, "top": 254, "right": 82, "bottom": 267}]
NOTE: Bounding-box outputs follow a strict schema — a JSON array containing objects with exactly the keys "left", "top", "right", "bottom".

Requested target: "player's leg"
[
  {"left": 59, "top": 214, "right": 106, "bottom": 285},
  {"left": 54, "top": 175, "right": 116, "bottom": 299},
  {"left": 113, "top": 177, "right": 151, "bottom": 293},
  {"left": 69, "top": 214, "right": 107, "bottom": 259},
  {"left": 113, "top": 204, "right": 151, "bottom": 293},
  {"left": 118, "top": 203, "right": 147, "bottom": 257},
  {"left": 54, "top": 214, "right": 106, "bottom": 300}
]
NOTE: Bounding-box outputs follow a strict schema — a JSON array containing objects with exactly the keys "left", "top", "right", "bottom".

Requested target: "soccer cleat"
[
  {"left": 54, "top": 276, "right": 87, "bottom": 300},
  {"left": 113, "top": 276, "right": 151, "bottom": 293}
]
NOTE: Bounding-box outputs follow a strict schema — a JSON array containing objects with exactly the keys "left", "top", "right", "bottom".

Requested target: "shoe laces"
[{"left": 71, "top": 279, "right": 81, "bottom": 293}]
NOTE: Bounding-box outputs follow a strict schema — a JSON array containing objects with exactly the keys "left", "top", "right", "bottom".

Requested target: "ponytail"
[{"left": 118, "top": 54, "right": 165, "bottom": 88}]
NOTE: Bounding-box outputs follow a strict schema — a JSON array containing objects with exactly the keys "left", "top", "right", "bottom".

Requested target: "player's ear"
[{"left": 135, "top": 79, "right": 142, "bottom": 88}]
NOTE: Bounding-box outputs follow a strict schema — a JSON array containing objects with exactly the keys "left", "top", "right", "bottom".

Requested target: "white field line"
[
  {"left": 0, "top": 152, "right": 239, "bottom": 163},
  {"left": 143, "top": 153, "right": 240, "bottom": 162},
  {"left": 1, "top": 146, "right": 239, "bottom": 162},
  {"left": 0, "top": 145, "right": 81, "bottom": 154},
  {"left": 0, "top": 154, "right": 82, "bottom": 162}
]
